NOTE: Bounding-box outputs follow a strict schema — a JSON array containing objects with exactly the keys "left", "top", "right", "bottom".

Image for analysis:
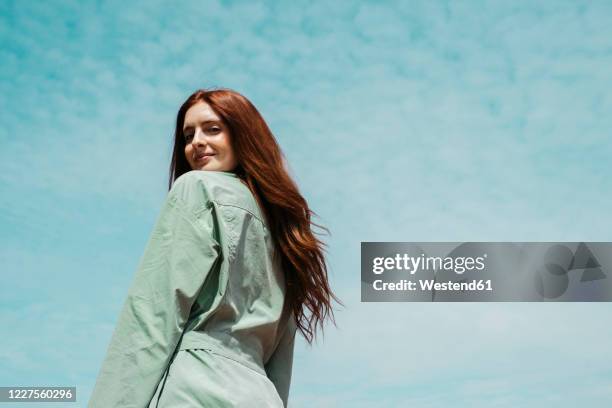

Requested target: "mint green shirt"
[{"left": 88, "top": 170, "right": 297, "bottom": 407}]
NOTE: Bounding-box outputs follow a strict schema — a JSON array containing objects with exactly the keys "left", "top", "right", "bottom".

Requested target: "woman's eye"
[
  {"left": 183, "top": 133, "right": 193, "bottom": 141},
  {"left": 207, "top": 126, "right": 221, "bottom": 133}
]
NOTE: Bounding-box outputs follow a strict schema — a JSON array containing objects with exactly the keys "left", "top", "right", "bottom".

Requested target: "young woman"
[{"left": 88, "top": 88, "right": 342, "bottom": 407}]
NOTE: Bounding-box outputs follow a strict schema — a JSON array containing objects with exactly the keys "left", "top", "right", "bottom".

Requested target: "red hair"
[{"left": 169, "top": 88, "right": 343, "bottom": 344}]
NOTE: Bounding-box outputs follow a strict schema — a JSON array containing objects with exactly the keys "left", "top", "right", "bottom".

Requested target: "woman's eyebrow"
[{"left": 183, "top": 119, "right": 221, "bottom": 131}]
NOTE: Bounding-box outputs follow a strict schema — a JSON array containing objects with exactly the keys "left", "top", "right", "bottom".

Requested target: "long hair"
[{"left": 168, "top": 88, "right": 343, "bottom": 344}]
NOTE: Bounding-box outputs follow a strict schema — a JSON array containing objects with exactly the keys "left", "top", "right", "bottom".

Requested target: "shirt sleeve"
[
  {"left": 265, "top": 313, "right": 298, "bottom": 408},
  {"left": 88, "top": 181, "right": 220, "bottom": 408}
]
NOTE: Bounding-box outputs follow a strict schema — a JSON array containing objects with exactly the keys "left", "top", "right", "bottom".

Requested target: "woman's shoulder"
[
  {"left": 173, "top": 170, "right": 237, "bottom": 192},
  {"left": 171, "top": 170, "right": 264, "bottom": 221}
]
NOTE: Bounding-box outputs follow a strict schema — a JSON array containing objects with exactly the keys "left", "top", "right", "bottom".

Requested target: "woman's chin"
[{"left": 197, "top": 163, "right": 219, "bottom": 171}]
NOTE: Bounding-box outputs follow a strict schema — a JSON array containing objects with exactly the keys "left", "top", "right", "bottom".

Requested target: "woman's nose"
[{"left": 192, "top": 129, "right": 207, "bottom": 146}]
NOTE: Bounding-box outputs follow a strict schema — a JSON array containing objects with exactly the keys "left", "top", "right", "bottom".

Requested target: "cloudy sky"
[{"left": 1, "top": 0, "right": 611, "bottom": 406}]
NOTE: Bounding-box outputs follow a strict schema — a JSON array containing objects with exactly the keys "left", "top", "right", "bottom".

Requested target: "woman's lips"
[{"left": 196, "top": 153, "right": 215, "bottom": 162}]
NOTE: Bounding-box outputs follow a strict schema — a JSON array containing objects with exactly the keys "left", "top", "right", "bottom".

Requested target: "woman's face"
[{"left": 183, "top": 101, "right": 238, "bottom": 172}]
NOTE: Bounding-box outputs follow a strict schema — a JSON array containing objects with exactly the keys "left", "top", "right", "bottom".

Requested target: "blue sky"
[{"left": 1, "top": 0, "right": 612, "bottom": 406}]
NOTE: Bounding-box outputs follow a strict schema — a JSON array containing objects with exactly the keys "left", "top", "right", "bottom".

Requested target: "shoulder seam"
[{"left": 212, "top": 201, "right": 267, "bottom": 227}]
